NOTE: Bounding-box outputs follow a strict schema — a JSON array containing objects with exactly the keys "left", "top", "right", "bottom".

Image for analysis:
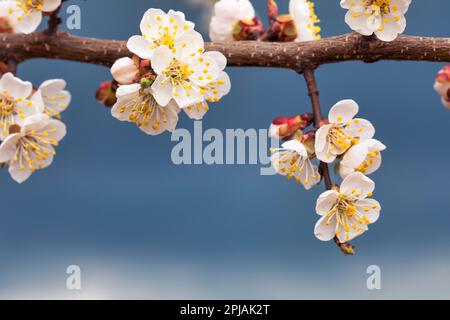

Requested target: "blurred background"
[{"left": 0, "top": 0, "right": 449, "bottom": 299}]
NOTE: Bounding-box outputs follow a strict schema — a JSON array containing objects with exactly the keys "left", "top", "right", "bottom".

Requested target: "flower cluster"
[
  {"left": 108, "top": 8, "right": 231, "bottom": 136},
  {"left": 270, "top": 100, "right": 385, "bottom": 244},
  {"left": 0, "top": 0, "right": 62, "bottom": 34},
  {"left": 434, "top": 65, "right": 450, "bottom": 110},
  {"left": 340, "top": 0, "right": 412, "bottom": 42},
  {"left": 0, "top": 72, "right": 70, "bottom": 183},
  {"left": 209, "top": 0, "right": 321, "bottom": 42}
]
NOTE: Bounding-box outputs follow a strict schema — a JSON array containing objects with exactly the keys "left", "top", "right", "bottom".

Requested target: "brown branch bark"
[{"left": 0, "top": 32, "right": 449, "bottom": 70}]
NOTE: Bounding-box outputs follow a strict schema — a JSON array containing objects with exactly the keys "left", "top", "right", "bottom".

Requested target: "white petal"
[
  {"left": 183, "top": 101, "right": 209, "bottom": 120},
  {"left": 314, "top": 215, "right": 337, "bottom": 241},
  {"left": 116, "top": 83, "right": 140, "bottom": 98},
  {"left": 151, "top": 46, "right": 174, "bottom": 75},
  {"left": 42, "top": 0, "right": 62, "bottom": 12},
  {"left": 314, "top": 124, "right": 331, "bottom": 152},
  {"left": 356, "top": 199, "right": 381, "bottom": 223},
  {"left": 340, "top": 143, "right": 369, "bottom": 170},
  {"left": 0, "top": 73, "right": 32, "bottom": 99},
  {"left": 344, "top": 119, "right": 375, "bottom": 141},
  {"left": 9, "top": 161, "right": 33, "bottom": 184},
  {"left": 151, "top": 75, "right": 173, "bottom": 107},
  {"left": 340, "top": 172, "right": 375, "bottom": 200},
  {"left": 0, "top": 133, "right": 20, "bottom": 163},
  {"left": 316, "top": 190, "right": 339, "bottom": 216},
  {"left": 281, "top": 140, "right": 307, "bottom": 157},
  {"left": 127, "top": 35, "right": 153, "bottom": 60},
  {"left": 329, "top": 99, "right": 359, "bottom": 124},
  {"left": 203, "top": 51, "right": 227, "bottom": 71},
  {"left": 174, "top": 31, "right": 204, "bottom": 62}
]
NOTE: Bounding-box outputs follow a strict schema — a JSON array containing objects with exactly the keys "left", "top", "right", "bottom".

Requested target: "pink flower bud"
[
  {"left": 434, "top": 65, "right": 450, "bottom": 110},
  {"left": 269, "top": 114, "right": 313, "bottom": 140},
  {"left": 96, "top": 81, "right": 117, "bottom": 108},
  {"left": 111, "top": 57, "right": 139, "bottom": 85},
  {"left": 0, "top": 17, "right": 13, "bottom": 33}
]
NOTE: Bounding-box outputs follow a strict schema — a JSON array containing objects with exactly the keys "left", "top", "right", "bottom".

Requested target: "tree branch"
[{"left": 0, "top": 32, "right": 449, "bottom": 70}]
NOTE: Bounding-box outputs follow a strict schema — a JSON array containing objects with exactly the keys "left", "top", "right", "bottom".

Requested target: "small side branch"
[{"left": 45, "top": 4, "right": 64, "bottom": 36}]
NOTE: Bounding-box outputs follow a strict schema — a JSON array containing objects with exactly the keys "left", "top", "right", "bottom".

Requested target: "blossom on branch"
[
  {"left": 314, "top": 172, "right": 380, "bottom": 243},
  {"left": 33, "top": 79, "right": 71, "bottom": 119},
  {"left": 0, "top": 113, "right": 66, "bottom": 183},
  {"left": 338, "top": 138, "right": 386, "bottom": 178},
  {"left": 340, "top": 0, "right": 411, "bottom": 42},
  {"left": 150, "top": 34, "right": 229, "bottom": 108},
  {"left": 0, "top": 0, "right": 62, "bottom": 34},
  {"left": 111, "top": 83, "right": 180, "bottom": 136},
  {"left": 209, "top": 0, "right": 261, "bottom": 42},
  {"left": 315, "top": 99, "right": 375, "bottom": 163},
  {"left": 271, "top": 139, "right": 321, "bottom": 190},
  {"left": 289, "top": 0, "right": 321, "bottom": 41},
  {"left": 434, "top": 64, "right": 450, "bottom": 110},
  {"left": 127, "top": 8, "right": 195, "bottom": 60},
  {"left": 0, "top": 72, "right": 43, "bottom": 140}
]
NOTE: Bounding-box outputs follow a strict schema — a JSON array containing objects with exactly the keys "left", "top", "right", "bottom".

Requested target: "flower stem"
[
  {"left": 7, "top": 59, "right": 17, "bottom": 75},
  {"left": 302, "top": 68, "right": 355, "bottom": 256}
]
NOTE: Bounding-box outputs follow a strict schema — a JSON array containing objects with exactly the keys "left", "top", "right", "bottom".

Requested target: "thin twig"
[
  {"left": 7, "top": 59, "right": 17, "bottom": 75},
  {"left": 45, "top": 1, "right": 64, "bottom": 36},
  {"left": 303, "top": 68, "right": 355, "bottom": 255}
]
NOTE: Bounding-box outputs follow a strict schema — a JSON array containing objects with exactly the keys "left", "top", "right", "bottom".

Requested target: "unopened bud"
[
  {"left": 302, "top": 131, "right": 316, "bottom": 156},
  {"left": 434, "top": 65, "right": 450, "bottom": 110},
  {"left": 111, "top": 57, "right": 139, "bottom": 85},
  {"left": 269, "top": 114, "right": 314, "bottom": 140},
  {"left": 232, "top": 17, "right": 265, "bottom": 41},
  {"left": 0, "top": 17, "right": 13, "bottom": 33},
  {"left": 0, "top": 61, "right": 8, "bottom": 75},
  {"left": 96, "top": 81, "right": 117, "bottom": 108}
]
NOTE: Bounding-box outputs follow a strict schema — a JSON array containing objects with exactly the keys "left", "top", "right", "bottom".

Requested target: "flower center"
[
  {"left": 152, "top": 30, "right": 176, "bottom": 50},
  {"left": 13, "top": 129, "right": 58, "bottom": 172},
  {"left": 162, "top": 60, "right": 193, "bottom": 87},
  {"left": 119, "top": 91, "right": 168, "bottom": 130},
  {"left": 19, "top": 0, "right": 44, "bottom": 13},
  {"left": 325, "top": 193, "right": 370, "bottom": 240},
  {"left": 328, "top": 125, "right": 352, "bottom": 151},
  {"left": 365, "top": 0, "right": 391, "bottom": 14}
]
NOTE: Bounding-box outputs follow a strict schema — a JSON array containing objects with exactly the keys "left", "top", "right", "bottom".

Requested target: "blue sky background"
[{"left": 0, "top": 0, "right": 449, "bottom": 299}]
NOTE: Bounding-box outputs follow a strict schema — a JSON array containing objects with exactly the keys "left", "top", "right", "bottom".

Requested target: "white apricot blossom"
[
  {"left": 0, "top": 72, "right": 43, "bottom": 140},
  {"left": 339, "top": 139, "right": 386, "bottom": 178},
  {"left": 209, "top": 0, "right": 255, "bottom": 42},
  {"left": 111, "top": 57, "right": 140, "bottom": 85},
  {"left": 0, "top": 113, "right": 66, "bottom": 183},
  {"left": 271, "top": 140, "right": 321, "bottom": 190},
  {"left": 127, "top": 8, "right": 195, "bottom": 60},
  {"left": 315, "top": 99, "right": 375, "bottom": 163},
  {"left": 111, "top": 83, "right": 180, "bottom": 136},
  {"left": 0, "top": 0, "right": 62, "bottom": 34},
  {"left": 150, "top": 33, "right": 229, "bottom": 108},
  {"left": 340, "top": 0, "right": 411, "bottom": 42},
  {"left": 33, "top": 79, "right": 71, "bottom": 118},
  {"left": 289, "top": 0, "right": 321, "bottom": 41},
  {"left": 434, "top": 65, "right": 450, "bottom": 110},
  {"left": 314, "top": 172, "right": 380, "bottom": 243}
]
